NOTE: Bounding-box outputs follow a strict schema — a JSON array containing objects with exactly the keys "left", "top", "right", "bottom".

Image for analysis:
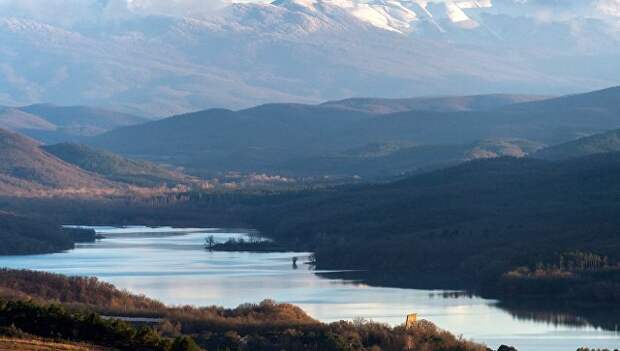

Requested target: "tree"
[
  {"left": 171, "top": 336, "right": 202, "bottom": 351},
  {"left": 205, "top": 235, "right": 216, "bottom": 250}
]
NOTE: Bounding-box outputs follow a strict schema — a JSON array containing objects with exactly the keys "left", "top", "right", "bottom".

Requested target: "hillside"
[
  {"left": 0, "top": 269, "right": 491, "bottom": 351},
  {"left": 87, "top": 87, "right": 618, "bottom": 176},
  {"left": 0, "top": 212, "right": 89, "bottom": 255},
  {"left": 321, "top": 94, "right": 551, "bottom": 114},
  {"left": 0, "top": 338, "right": 112, "bottom": 351},
  {"left": 0, "top": 107, "right": 56, "bottom": 131},
  {"left": 0, "top": 104, "right": 147, "bottom": 144},
  {"left": 19, "top": 104, "right": 147, "bottom": 136},
  {"left": 87, "top": 105, "right": 372, "bottom": 175},
  {"left": 276, "top": 139, "right": 544, "bottom": 178},
  {"left": 243, "top": 153, "right": 620, "bottom": 301},
  {"left": 533, "top": 129, "right": 620, "bottom": 160},
  {"left": 0, "top": 129, "right": 115, "bottom": 196},
  {"left": 43, "top": 143, "right": 195, "bottom": 187}
]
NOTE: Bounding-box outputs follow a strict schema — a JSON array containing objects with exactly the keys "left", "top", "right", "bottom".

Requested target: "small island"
[{"left": 204, "top": 235, "right": 286, "bottom": 252}]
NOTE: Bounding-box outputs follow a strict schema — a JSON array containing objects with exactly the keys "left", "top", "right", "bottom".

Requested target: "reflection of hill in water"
[
  {"left": 318, "top": 270, "right": 620, "bottom": 332},
  {"left": 316, "top": 269, "right": 471, "bottom": 291},
  {"left": 496, "top": 300, "right": 620, "bottom": 332}
]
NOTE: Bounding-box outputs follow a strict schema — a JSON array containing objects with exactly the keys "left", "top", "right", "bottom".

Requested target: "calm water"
[{"left": 1, "top": 226, "right": 619, "bottom": 351}]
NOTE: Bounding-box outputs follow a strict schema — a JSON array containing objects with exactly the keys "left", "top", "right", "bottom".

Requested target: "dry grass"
[{"left": 0, "top": 337, "right": 113, "bottom": 351}]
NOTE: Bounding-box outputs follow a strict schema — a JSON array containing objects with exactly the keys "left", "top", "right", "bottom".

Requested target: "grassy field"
[{"left": 0, "top": 337, "right": 112, "bottom": 351}]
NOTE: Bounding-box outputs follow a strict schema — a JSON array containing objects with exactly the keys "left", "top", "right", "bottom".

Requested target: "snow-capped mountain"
[
  {"left": 265, "top": 0, "right": 493, "bottom": 33},
  {"left": 0, "top": 0, "right": 619, "bottom": 115}
]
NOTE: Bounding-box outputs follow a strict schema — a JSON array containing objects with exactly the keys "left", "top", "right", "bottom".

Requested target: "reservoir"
[{"left": 0, "top": 226, "right": 618, "bottom": 351}]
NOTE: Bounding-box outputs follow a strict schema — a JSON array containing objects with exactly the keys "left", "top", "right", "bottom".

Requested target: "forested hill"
[
  {"left": 534, "top": 128, "right": 620, "bottom": 160},
  {"left": 86, "top": 86, "right": 620, "bottom": 176},
  {"left": 0, "top": 269, "right": 491, "bottom": 351},
  {"left": 320, "top": 94, "right": 550, "bottom": 114},
  {"left": 245, "top": 153, "right": 620, "bottom": 300},
  {"left": 0, "top": 212, "right": 94, "bottom": 255},
  {"left": 43, "top": 143, "right": 195, "bottom": 187},
  {"left": 0, "top": 128, "right": 115, "bottom": 196}
]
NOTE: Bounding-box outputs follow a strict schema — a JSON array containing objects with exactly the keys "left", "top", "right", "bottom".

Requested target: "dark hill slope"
[
  {"left": 0, "top": 212, "right": 74, "bottom": 255},
  {"left": 533, "top": 128, "right": 620, "bottom": 160},
  {"left": 321, "top": 94, "right": 550, "bottom": 114},
  {"left": 247, "top": 153, "right": 620, "bottom": 293},
  {"left": 87, "top": 87, "right": 620, "bottom": 175},
  {"left": 88, "top": 106, "right": 371, "bottom": 174},
  {"left": 352, "top": 86, "right": 620, "bottom": 146},
  {"left": 43, "top": 143, "right": 194, "bottom": 187},
  {"left": 276, "top": 139, "right": 544, "bottom": 178}
]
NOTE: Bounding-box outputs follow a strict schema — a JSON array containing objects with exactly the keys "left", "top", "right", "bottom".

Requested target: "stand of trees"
[{"left": 0, "top": 269, "right": 490, "bottom": 351}]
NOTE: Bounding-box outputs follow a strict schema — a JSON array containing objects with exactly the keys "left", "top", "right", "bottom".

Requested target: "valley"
[
  {"left": 1, "top": 227, "right": 618, "bottom": 351},
  {"left": 2, "top": 1, "right": 620, "bottom": 350},
  {"left": 0, "top": 48, "right": 620, "bottom": 351}
]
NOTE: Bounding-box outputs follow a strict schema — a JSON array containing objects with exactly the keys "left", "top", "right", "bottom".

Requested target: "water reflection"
[
  {"left": 0, "top": 226, "right": 619, "bottom": 351},
  {"left": 497, "top": 299, "right": 620, "bottom": 332}
]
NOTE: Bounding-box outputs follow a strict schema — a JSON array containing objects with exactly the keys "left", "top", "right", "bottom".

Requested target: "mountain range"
[
  {"left": 84, "top": 86, "right": 620, "bottom": 177},
  {"left": 534, "top": 128, "right": 620, "bottom": 161},
  {"left": 1, "top": 0, "right": 619, "bottom": 115},
  {"left": 0, "top": 104, "right": 146, "bottom": 143}
]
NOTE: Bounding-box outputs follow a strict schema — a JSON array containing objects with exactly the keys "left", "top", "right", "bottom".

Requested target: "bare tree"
[{"left": 205, "top": 235, "right": 216, "bottom": 251}]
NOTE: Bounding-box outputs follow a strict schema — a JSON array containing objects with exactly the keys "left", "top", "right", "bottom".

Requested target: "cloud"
[
  {"left": 597, "top": 0, "right": 620, "bottom": 17},
  {"left": 124, "top": 0, "right": 231, "bottom": 15},
  {"left": 0, "top": 0, "right": 235, "bottom": 25}
]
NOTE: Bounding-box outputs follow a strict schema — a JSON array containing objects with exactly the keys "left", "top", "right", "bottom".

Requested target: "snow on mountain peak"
[{"left": 268, "top": 0, "right": 493, "bottom": 33}]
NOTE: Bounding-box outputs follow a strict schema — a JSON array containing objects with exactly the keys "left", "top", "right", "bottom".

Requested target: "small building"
[{"left": 405, "top": 313, "right": 417, "bottom": 328}]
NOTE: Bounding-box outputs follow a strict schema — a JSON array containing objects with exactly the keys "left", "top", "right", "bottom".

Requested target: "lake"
[{"left": 0, "top": 226, "right": 618, "bottom": 351}]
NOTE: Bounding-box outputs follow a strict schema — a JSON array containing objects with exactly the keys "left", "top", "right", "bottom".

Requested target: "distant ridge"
[
  {"left": 0, "top": 107, "right": 56, "bottom": 131},
  {"left": 87, "top": 86, "right": 620, "bottom": 176},
  {"left": 321, "top": 94, "right": 552, "bottom": 114},
  {"left": 0, "top": 104, "right": 148, "bottom": 144},
  {"left": 19, "top": 104, "right": 147, "bottom": 135},
  {"left": 534, "top": 129, "right": 620, "bottom": 160}
]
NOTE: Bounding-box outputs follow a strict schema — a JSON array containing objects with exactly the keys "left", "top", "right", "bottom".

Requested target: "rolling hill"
[
  {"left": 43, "top": 143, "right": 195, "bottom": 187},
  {"left": 321, "top": 94, "right": 551, "bottom": 114},
  {"left": 19, "top": 104, "right": 147, "bottom": 136},
  {"left": 0, "top": 107, "right": 56, "bottom": 131},
  {"left": 0, "top": 104, "right": 147, "bottom": 144},
  {"left": 0, "top": 128, "right": 114, "bottom": 196},
  {"left": 533, "top": 129, "right": 620, "bottom": 161},
  {"left": 87, "top": 86, "right": 620, "bottom": 177},
  {"left": 276, "top": 139, "right": 545, "bottom": 178},
  {"left": 15, "top": 104, "right": 148, "bottom": 143},
  {"left": 244, "top": 152, "right": 620, "bottom": 300},
  {"left": 87, "top": 105, "right": 372, "bottom": 175}
]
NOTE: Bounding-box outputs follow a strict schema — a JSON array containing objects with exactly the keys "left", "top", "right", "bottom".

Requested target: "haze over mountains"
[
  {"left": 0, "top": 104, "right": 146, "bottom": 143},
  {"left": 84, "top": 86, "right": 620, "bottom": 177},
  {"left": 1, "top": 0, "right": 620, "bottom": 115}
]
